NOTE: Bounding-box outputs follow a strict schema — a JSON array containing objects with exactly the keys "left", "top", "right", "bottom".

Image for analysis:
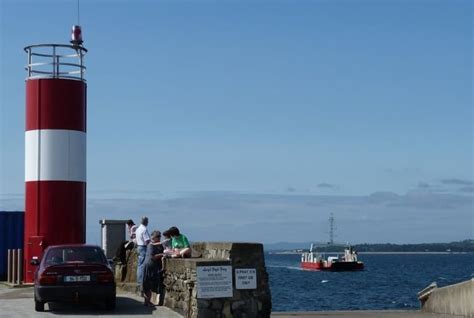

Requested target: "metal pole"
[
  {"left": 17, "top": 249, "right": 23, "bottom": 285},
  {"left": 12, "top": 250, "right": 17, "bottom": 285},
  {"left": 27, "top": 49, "right": 32, "bottom": 78},
  {"left": 56, "top": 56, "right": 60, "bottom": 77},
  {"left": 7, "top": 249, "right": 11, "bottom": 283},
  {"left": 52, "top": 46, "right": 56, "bottom": 77},
  {"left": 80, "top": 51, "right": 84, "bottom": 80}
]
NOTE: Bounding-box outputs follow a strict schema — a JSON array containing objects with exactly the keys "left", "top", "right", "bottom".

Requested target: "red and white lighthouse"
[{"left": 23, "top": 36, "right": 88, "bottom": 283}]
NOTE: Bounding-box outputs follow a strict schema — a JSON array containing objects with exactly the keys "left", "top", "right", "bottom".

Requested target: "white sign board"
[
  {"left": 235, "top": 268, "right": 257, "bottom": 290},
  {"left": 197, "top": 266, "right": 233, "bottom": 299}
]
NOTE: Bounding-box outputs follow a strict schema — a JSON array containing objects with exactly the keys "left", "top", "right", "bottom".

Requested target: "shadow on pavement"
[{"left": 46, "top": 295, "right": 156, "bottom": 315}]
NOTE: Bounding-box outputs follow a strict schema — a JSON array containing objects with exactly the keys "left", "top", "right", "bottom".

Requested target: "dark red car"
[{"left": 32, "top": 244, "right": 116, "bottom": 312}]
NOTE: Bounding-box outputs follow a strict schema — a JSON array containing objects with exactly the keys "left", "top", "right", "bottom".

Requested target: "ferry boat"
[{"left": 301, "top": 243, "right": 364, "bottom": 271}]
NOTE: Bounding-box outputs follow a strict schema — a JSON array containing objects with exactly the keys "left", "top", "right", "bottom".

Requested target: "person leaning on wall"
[
  {"left": 141, "top": 230, "right": 165, "bottom": 306},
  {"left": 167, "top": 226, "right": 192, "bottom": 258},
  {"left": 114, "top": 219, "right": 138, "bottom": 264}
]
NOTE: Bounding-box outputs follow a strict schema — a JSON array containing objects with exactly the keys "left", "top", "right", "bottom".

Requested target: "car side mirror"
[{"left": 30, "top": 257, "right": 40, "bottom": 266}]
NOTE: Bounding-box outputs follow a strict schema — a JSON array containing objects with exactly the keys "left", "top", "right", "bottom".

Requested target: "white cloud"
[{"left": 2, "top": 190, "right": 472, "bottom": 245}]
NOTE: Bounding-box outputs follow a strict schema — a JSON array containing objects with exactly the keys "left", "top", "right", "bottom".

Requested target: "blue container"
[{"left": 0, "top": 211, "right": 24, "bottom": 280}]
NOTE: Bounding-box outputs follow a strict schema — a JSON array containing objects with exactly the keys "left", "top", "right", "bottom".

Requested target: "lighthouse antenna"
[
  {"left": 70, "top": 0, "right": 84, "bottom": 48},
  {"left": 77, "top": 0, "right": 80, "bottom": 25}
]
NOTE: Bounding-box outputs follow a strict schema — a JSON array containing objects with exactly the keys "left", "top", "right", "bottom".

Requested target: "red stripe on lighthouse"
[
  {"left": 26, "top": 79, "right": 86, "bottom": 131},
  {"left": 25, "top": 181, "right": 86, "bottom": 244}
]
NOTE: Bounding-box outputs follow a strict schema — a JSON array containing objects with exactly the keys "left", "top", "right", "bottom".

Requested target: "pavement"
[
  {"left": 0, "top": 284, "right": 462, "bottom": 318},
  {"left": 0, "top": 283, "right": 182, "bottom": 317}
]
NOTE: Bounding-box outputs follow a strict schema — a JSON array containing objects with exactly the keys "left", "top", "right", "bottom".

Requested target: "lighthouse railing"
[{"left": 24, "top": 44, "right": 87, "bottom": 81}]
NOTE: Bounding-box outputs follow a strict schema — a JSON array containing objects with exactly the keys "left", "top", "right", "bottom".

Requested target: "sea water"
[{"left": 265, "top": 253, "right": 474, "bottom": 312}]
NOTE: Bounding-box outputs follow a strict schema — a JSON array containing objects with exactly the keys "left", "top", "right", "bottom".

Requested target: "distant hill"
[
  {"left": 264, "top": 241, "right": 313, "bottom": 251},
  {"left": 264, "top": 239, "right": 474, "bottom": 253}
]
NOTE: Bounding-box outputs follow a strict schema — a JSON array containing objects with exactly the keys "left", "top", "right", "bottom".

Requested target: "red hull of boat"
[{"left": 301, "top": 261, "right": 364, "bottom": 271}]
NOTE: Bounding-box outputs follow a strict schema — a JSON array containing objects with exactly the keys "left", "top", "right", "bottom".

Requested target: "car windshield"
[{"left": 44, "top": 247, "right": 106, "bottom": 265}]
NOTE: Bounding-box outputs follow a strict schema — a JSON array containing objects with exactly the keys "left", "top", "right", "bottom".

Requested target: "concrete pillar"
[{"left": 99, "top": 219, "right": 128, "bottom": 259}]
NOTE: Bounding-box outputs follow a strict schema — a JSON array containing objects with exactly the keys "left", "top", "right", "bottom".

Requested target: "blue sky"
[{"left": 0, "top": 0, "right": 472, "bottom": 245}]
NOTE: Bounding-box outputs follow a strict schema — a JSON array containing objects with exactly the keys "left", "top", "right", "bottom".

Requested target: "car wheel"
[
  {"left": 34, "top": 299, "right": 45, "bottom": 312},
  {"left": 105, "top": 296, "right": 116, "bottom": 310}
]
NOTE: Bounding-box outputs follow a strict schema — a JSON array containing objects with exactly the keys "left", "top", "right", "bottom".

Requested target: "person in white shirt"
[{"left": 135, "top": 216, "right": 151, "bottom": 285}]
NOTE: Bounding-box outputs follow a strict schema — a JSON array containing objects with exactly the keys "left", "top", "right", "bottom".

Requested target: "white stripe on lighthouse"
[{"left": 25, "top": 129, "right": 86, "bottom": 182}]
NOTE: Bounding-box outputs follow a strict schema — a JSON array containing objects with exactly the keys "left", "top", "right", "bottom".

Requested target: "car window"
[
  {"left": 44, "top": 247, "right": 106, "bottom": 264},
  {"left": 44, "top": 249, "right": 64, "bottom": 266}
]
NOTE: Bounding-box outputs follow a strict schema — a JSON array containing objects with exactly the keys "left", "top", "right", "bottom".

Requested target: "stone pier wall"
[
  {"left": 114, "top": 247, "right": 138, "bottom": 287},
  {"left": 164, "top": 242, "right": 272, "bottom": 318},
  {"left": 421, "top": 279, "right": 473, "bottom": 317},
  {"left": 115, "top": 242, "right": 272, "bottom": 318}
]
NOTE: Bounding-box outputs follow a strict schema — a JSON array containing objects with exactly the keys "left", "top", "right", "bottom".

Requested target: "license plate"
[{"left": 64, "top": 275, "right": 90, "bottom": 282}]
